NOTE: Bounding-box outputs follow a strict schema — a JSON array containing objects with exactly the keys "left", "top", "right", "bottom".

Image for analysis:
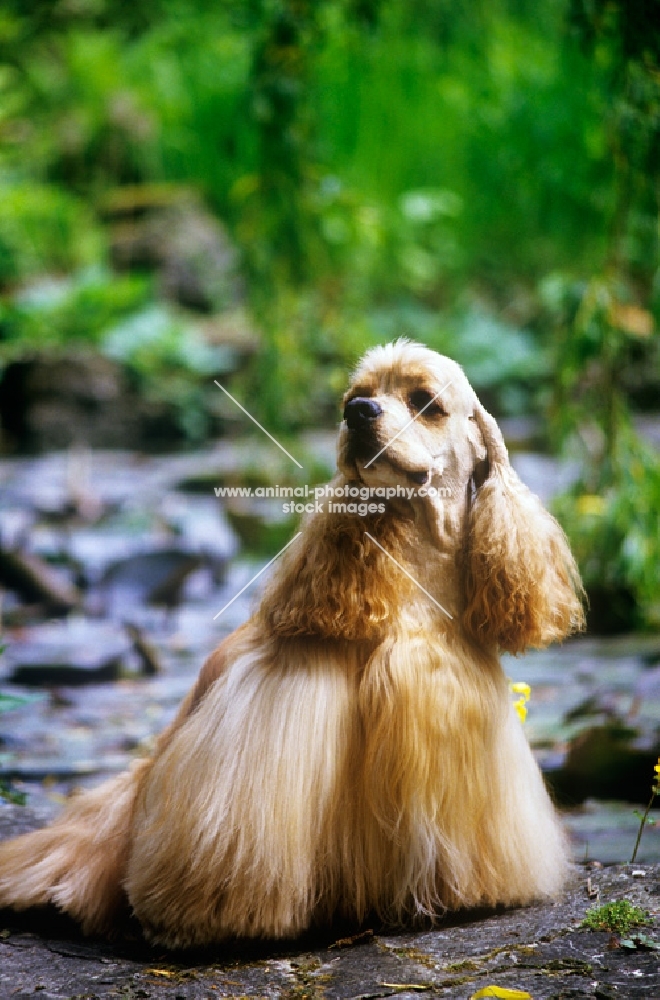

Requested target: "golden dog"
[{"left": 0, "top": 341, "right": 584, "bottom": 946}]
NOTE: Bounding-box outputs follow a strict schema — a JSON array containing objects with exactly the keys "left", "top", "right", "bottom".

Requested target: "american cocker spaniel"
[{"left": 0, "top": 341, "right": 584, "bottom": 947}]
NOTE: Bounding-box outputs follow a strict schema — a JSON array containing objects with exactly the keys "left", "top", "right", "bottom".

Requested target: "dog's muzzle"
[
  {"left": 343, "top": 397, "right": 383, "bottom": 463},
  {"left": 343, "top": 397, "right": 432, "bottom": 485}
]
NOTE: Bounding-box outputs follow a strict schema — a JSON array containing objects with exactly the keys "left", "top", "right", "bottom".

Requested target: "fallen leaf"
[
  {"left": 330, "top": 928, "right": 374, "bottom": 948},
  {"left": 471, "top": 989, "right": 533, "bottom": 1000},
  {"left": 380, "top": 985, "right": 430, "bottom": 992}
]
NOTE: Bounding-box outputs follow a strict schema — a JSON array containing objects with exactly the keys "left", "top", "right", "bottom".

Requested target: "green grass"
[{"left": 581, "top": 901, "right": 649, "bottom": 936}]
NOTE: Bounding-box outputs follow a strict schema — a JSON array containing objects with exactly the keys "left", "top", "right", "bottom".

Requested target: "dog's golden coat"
[{"left": 0, "top": 342, "right": 584, "bottom": 946}]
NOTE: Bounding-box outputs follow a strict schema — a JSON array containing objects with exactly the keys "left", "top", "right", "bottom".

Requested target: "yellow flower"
[
  {"left": 510, "top": 681, "right": 531, "bottom": 701},
  {"left": 514, "top": 697, "right": 528, "bottom": 724},
  {"left": 509, "top": 680, "right": 531, "bottom": 724}
]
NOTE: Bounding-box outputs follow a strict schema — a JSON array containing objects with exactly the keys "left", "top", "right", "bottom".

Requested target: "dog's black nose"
[{"left": 344, "top": 397, "right": 382, "bottom": 430}]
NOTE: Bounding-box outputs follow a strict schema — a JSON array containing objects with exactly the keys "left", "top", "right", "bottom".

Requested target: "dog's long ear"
[
  {"left": 259, "top": 503, "right": 414, "bottom": 641},
  {"left": 462, "top": 403, "right": 585, "bottom": 654}
]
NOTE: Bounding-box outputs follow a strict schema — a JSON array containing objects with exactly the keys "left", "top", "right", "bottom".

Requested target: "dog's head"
[
  {"left": 263, "top": 340, "right": 584, "bottom": 650},
  {"left": 338, "top": 340, "right": 487, "bottom": 496}
]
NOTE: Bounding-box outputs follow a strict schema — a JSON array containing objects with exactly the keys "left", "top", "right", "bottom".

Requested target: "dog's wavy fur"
[{"left": 0, "top": 341, "right": 584, "bottom": 947}]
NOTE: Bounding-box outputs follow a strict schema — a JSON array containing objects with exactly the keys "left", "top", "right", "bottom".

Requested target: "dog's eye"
[{"left": 409, "top": 390, "right": 446, "bottom": 417}]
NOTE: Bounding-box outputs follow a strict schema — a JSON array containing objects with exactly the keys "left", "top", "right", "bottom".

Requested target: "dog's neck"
[
  {"left": 403, "top": 496, "right": 468, "bottom": 627},
  {"left": 259, "top": 465, "right": 475, "bottom": 643},
  {"left": 336, "top": 471, "right": 471, "bottom": 625}
]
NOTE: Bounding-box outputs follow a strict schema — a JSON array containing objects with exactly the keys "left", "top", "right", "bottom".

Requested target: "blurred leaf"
[
  {"left": 399, "top": 188, "right": 463, "bottom": 223},
  {"left": 0, "top": 693, "right": 28, "bottom": 713},
  {"left": 102, "top": 306, "right": 235, "bottom": 375},
  {"left": 0, "top": 780, "right": 26, "bottom": 806},
  {"left": 0, "top": 183, "right": 102, "bottom": 284}
]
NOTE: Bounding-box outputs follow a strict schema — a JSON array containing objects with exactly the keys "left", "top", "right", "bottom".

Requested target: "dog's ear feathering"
[{"left": 462, "top": 404, "right": 585, "bottom": 654}]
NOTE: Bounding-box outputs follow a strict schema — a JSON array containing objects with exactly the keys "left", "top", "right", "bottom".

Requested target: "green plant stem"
[{"left": 630, "top": 789, "right": 657, "bottom": 864}]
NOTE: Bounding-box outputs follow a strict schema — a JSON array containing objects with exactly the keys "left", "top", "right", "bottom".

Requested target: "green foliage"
[
  {"left": 549, "top": 280, "right": 660, "bottom": 625},
  {"left": 0, "top": 780, "right": 26, "bottom": 806},
  {"left": 0, "top": 184, "right": 102, "bottom": 285},
  {"left": 0, "top": 683, "right": 28, "bottom": 804},
  {"left": 0, "top": 268, "right": 150, "bottom": 356},
  {"left": 0, "top": 0, "right": 618, "bottom": 295},
  {"left": 103, "top": 304, "right": 237, "bottom": 440},
  {"left": 547, "top": 0, "right": 660, "bottom": 629},
  {"left": 370, "top": 302, "right": 549, "bottom": 415},
  {"left": 553, "top": 426, "right": 660, "bottom": 628},
  {"left": 0, "top": 693, "right": 27, "bottom": 714},
  {"left": 0, "top": 632, "right": 27, "bottom": 804},
  {"left": 0, "top": 269, "right": 238, "bottom": 441},
  {"left": 568, "top": 0, "right": 660, "bottom": 275},
  {"left": 103, "top": 305, "right": 234, "bottom": 376},
  {"left": 316, "top": 2, "right": 613, "bottom": 288},
  {"left": 581, "top": 900, "right": 649, "bottom": 936}
]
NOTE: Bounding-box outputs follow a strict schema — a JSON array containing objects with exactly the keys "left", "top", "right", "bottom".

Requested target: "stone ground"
[{"left": 1, "top": 807, "right": 659, "bottom": 1000}]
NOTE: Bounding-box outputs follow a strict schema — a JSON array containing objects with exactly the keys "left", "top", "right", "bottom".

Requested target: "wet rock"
[
  {"left": 0, "top": 664, "right": 197, "bottom": 792},
  {"left": 0, "top": 546, "right": 81, "bottom": 613},
  {"left": 497, "top": 414, "right": 544, "bottom": 450},
  {"left": 634, "top": 413, "right": 660, "bottom": 449},
  {"left": 586, "top": 586, "right": 639, "bottom": 636},
  {"left": 101, "top": 184, "right": 244, "bottom": 313},
  {"left": 2, "top": 620, "right": 131, "bottom": 687},
  {"left": 70, "top": 529, "right": 158, "bottom": 588},
  {"left": 0, "top": 341, "right": 238, "bottom": 453},
  {"left": 123, "top": 623, "right": 161, "bottom": 677},
  {"left": 546, "top": 720, "right": 660, "bottom": 806},
  {"left": 96, "top": 549, "right": 204, "bottom": 616},
  {"left": 564, "top": 799, "right": 660, "bottom": 865},
  {"left": 198, "top": 308, "right": 260, "bottom": 354},
  {"left": 7, "top": 657, "right": 123, "bottom": 688},
  {"left": 158, "top": 494, "right": 239, "bottom": 562},
  {"left": 633, "top": 663, "right": 660, "bottom": 704},
  {"left": 0, "top": 508, "right": 34, "bottom": 549},
  {"left": 0, "top": 354, "right": 147, "bottom": 454},
  {"left": 0, "top": 803, "right": 53, "bottom": 840},
  {"left": 0, "top": 450, "right": 140, "bottom": 520}
]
